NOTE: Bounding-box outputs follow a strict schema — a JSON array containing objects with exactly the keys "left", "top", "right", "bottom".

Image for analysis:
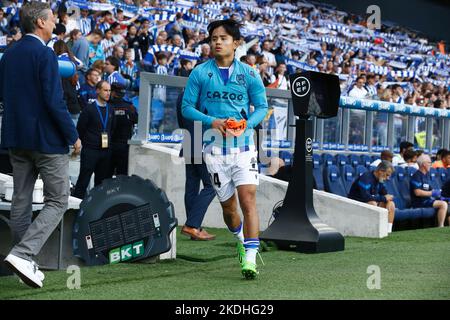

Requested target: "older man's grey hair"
[
  {"left": 20, "top": 2, "right": 52, "bottom": 34},
  {"left": 416, "top": 154, "right": 431, "bottom": 167},
  {"left": 376, "top": 160, "right": 394, "bottom": 173}
]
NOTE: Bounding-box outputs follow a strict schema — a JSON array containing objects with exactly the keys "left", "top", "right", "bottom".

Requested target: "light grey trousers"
[{"left": 8, "top": 149, "right": 69, "bottom": 261}]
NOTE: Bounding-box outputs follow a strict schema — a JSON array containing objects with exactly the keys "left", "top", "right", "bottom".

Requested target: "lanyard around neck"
[{"left": 95, "top": 102, "right": 109, "bottom": 131}]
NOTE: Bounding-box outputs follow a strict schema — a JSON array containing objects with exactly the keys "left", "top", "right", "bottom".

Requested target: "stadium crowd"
[
  {"left": 1, "top": 0, "right": 449, "bottom": 115},
  {"left": 1, "top": 0, "right": 450, "bottom": 196}
]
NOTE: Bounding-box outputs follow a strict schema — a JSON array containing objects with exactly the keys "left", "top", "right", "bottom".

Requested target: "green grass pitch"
[{"left": 0, "top": 227, "right": 449, "bottom": 300}]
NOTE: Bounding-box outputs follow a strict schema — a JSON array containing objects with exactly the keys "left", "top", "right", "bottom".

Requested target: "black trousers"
[
  {"left": 184, "top": 162, "right": 216, "bottom": 229},
  {"left": 73, "top": 147, "right": 112, "bottom": 199},
  {"left": 110, "top": 143, "right": 129, "bottom": 176}
]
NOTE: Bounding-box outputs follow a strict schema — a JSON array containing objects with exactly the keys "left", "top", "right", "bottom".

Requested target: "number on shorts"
[{"left": 213, "top": 173, "right": 221, "bottom": 188}]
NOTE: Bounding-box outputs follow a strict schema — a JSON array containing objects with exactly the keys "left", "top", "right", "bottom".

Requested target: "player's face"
[{"left": 210, "top": 26, "right": 238, "bottom": 59}]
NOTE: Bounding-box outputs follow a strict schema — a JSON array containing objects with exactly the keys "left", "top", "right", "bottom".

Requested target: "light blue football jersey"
[{"left": 181, "top": 58, "right": 268, "bottom": 150}]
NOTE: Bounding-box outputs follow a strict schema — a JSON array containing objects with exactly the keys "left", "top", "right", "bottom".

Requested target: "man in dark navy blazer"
[{"left": 0, "top": 2, "right": 81, "bottom": 289}]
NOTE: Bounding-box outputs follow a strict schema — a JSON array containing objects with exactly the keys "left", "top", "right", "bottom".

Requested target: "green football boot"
[
  {"left": 241, "top": 260, "right": 259, "bottom": 280},
  {"left": 236, "top": 242, "right": 246, "bottom": 267}
]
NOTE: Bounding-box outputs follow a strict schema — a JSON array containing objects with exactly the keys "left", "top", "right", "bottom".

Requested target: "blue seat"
[
  {"left": 395, "top": 166, "right": 437, "bottom": 220},
  {"left": 355, "top": 165, "right": 368, "bottom": 177},
  {"left": 429, "top": 168, "right": 441, "bottom": 189},
  {"left": 279, "top": 151, "right": 293, "bottom": 166},
  {"left": 360, "top": 155, "right": 372, "bottom": 167},
  {"left": 323, "top": 165, "right": 347, "bottom": 197},
  {"left": 322, "top": 153, "right": 334, "bottom": 167},
  {"left": 312, "top": 154, "right": 324, "bottom": 191},
  {"left": 437, "top": 167, "right": 448, "bottom": 186},
  {"left": 348, "top": 154, "right": 361, "bottom": 167},
  {"left": 384, "top": 175, "right": 422, "bottom": 222},
  {"left": 393, "top": 167, "right": 412, "bottom": 208},
  {"left": 335, "top": 154, "right": 348, "bottom": 167},
  {"left": 447, "top": 167, "right": 450, "bottom": 180},
  {"left": 341, "top": 165, "right": 355, "bottom": 195},
  {"left": 405, "top": 166, "right": 418, "bottom": 180}
]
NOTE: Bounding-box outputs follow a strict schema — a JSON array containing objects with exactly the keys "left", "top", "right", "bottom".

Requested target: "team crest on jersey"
[
  {"left": 249, "top": 70, "right": 256, "bottom": 78},
  {"left": 208, "top": 72, "right": 213, "bottom": 79},
  {"left": 236, "top": 74, "right": 245, "bottom": 86}
]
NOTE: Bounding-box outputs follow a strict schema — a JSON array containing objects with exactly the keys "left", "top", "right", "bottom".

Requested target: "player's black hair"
[{"left": 207, "top": 19, "right": 242, "bottom": 41}]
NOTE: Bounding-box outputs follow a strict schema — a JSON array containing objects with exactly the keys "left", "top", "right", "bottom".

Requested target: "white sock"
[
  {"left": 388, "top": 223, "right": 393, "bottom": 233},
  {"left": 245, "top": 248, "right": 258, "bottom": 264},
  {"left": 244, "top": 238, "right": 260, "bottom": 264},
  {"left": 228, "top": 222, "right": 244, "bottom": 243}
]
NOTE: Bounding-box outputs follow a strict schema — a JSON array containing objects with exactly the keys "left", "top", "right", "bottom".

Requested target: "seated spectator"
[
  {"left": 370, "top": 150, "right": 393, "bottom": 167},
  {"left": 393, "top": 141, "right": 414, "bottom": 166},
  {"left": 348, "top": 76, "right": 368, "bottom": 99},
  {"left": 348, "top": 161, "right": 395, "bottom": 233},
  {"left": 400, "top": 149, "right": 419, "bottom": 169},
  {"left": 410, "top": 154, "right": 449, "bottom": 227},
  {"left": 432, "top": 149, "right": 450, "bottom": 168}
]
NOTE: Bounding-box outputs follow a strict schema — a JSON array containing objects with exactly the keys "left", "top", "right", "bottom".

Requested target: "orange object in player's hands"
[{"left": 225, "top": 118, "right": 247, "bottom": 137}]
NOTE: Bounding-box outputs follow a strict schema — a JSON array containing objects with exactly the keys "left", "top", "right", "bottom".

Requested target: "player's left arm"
[{"left": 246, "top": 69, "right": 268, "bottom": 129}]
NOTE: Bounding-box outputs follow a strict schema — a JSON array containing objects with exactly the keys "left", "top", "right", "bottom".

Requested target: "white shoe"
[
  {"left": 4, "top": 254, "right": 43, "bottom": 288},
  {"left": 17, "top": 261, "right": 45, "bottom": 283}
]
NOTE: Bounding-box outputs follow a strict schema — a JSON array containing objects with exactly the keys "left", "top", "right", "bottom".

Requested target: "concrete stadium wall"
[{"left": 128, "top": 143, "right": 389, "bottom": 241}]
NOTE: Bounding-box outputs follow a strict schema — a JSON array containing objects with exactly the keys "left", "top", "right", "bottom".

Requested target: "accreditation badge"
[{"left": 101, "top": 132, "right": 109, "bottom": 149}]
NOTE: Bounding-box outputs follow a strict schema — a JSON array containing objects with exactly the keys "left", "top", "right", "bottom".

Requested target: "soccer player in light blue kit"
[{"left": 182, "top": 20, "right": 268, "bottom": 279}]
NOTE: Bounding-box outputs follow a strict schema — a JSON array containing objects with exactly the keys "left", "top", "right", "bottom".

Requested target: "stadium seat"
[
  {"left": 429, "top": 168, "right": 441, "bottom": 189},
  {"left": 360, "top": 155, "right": 372, "bottom": 167},
  {"left": 393, "top": 167, "right": 436, "bottom": 223},
  {"left": 447, "top": 167, "right": 450, "bottom": 180},
  {"left": 313, "top": 154, "right": 324, "bottom": 191},
  {"left": 393, "top": 167, "right": 412, "bottom": 208},
  {"left": 355, "top": 165, "right": 368, "bottom": 177},
  {"left": 322, "top": 153, "right": 334, "bottom": 167},
  {"left": 279, "top": 151, "right": 293, "bottom": 166},
  {"left": 335, "top": 154, "right": 348, "bottom": 167},
  {"left": 341, "top": 165, "right": 355, "bottom": 195},
  {"left": 384, "top": 176, "right": 422, "bottom": 222},
  {"left": 348, "top": 154, "right": 361, "bottom": 167},
  {"left": 323, "top": 165, "right": 347, "bottom": 197},
  {"left": 437, "top": 167, "right": 448, "bottom": 186},
  {"left": 405, "top": 166, "right": 418, "bottom": 179},
  {"left": 371, "top": 155, "right": 380, "bottom": 163}
]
